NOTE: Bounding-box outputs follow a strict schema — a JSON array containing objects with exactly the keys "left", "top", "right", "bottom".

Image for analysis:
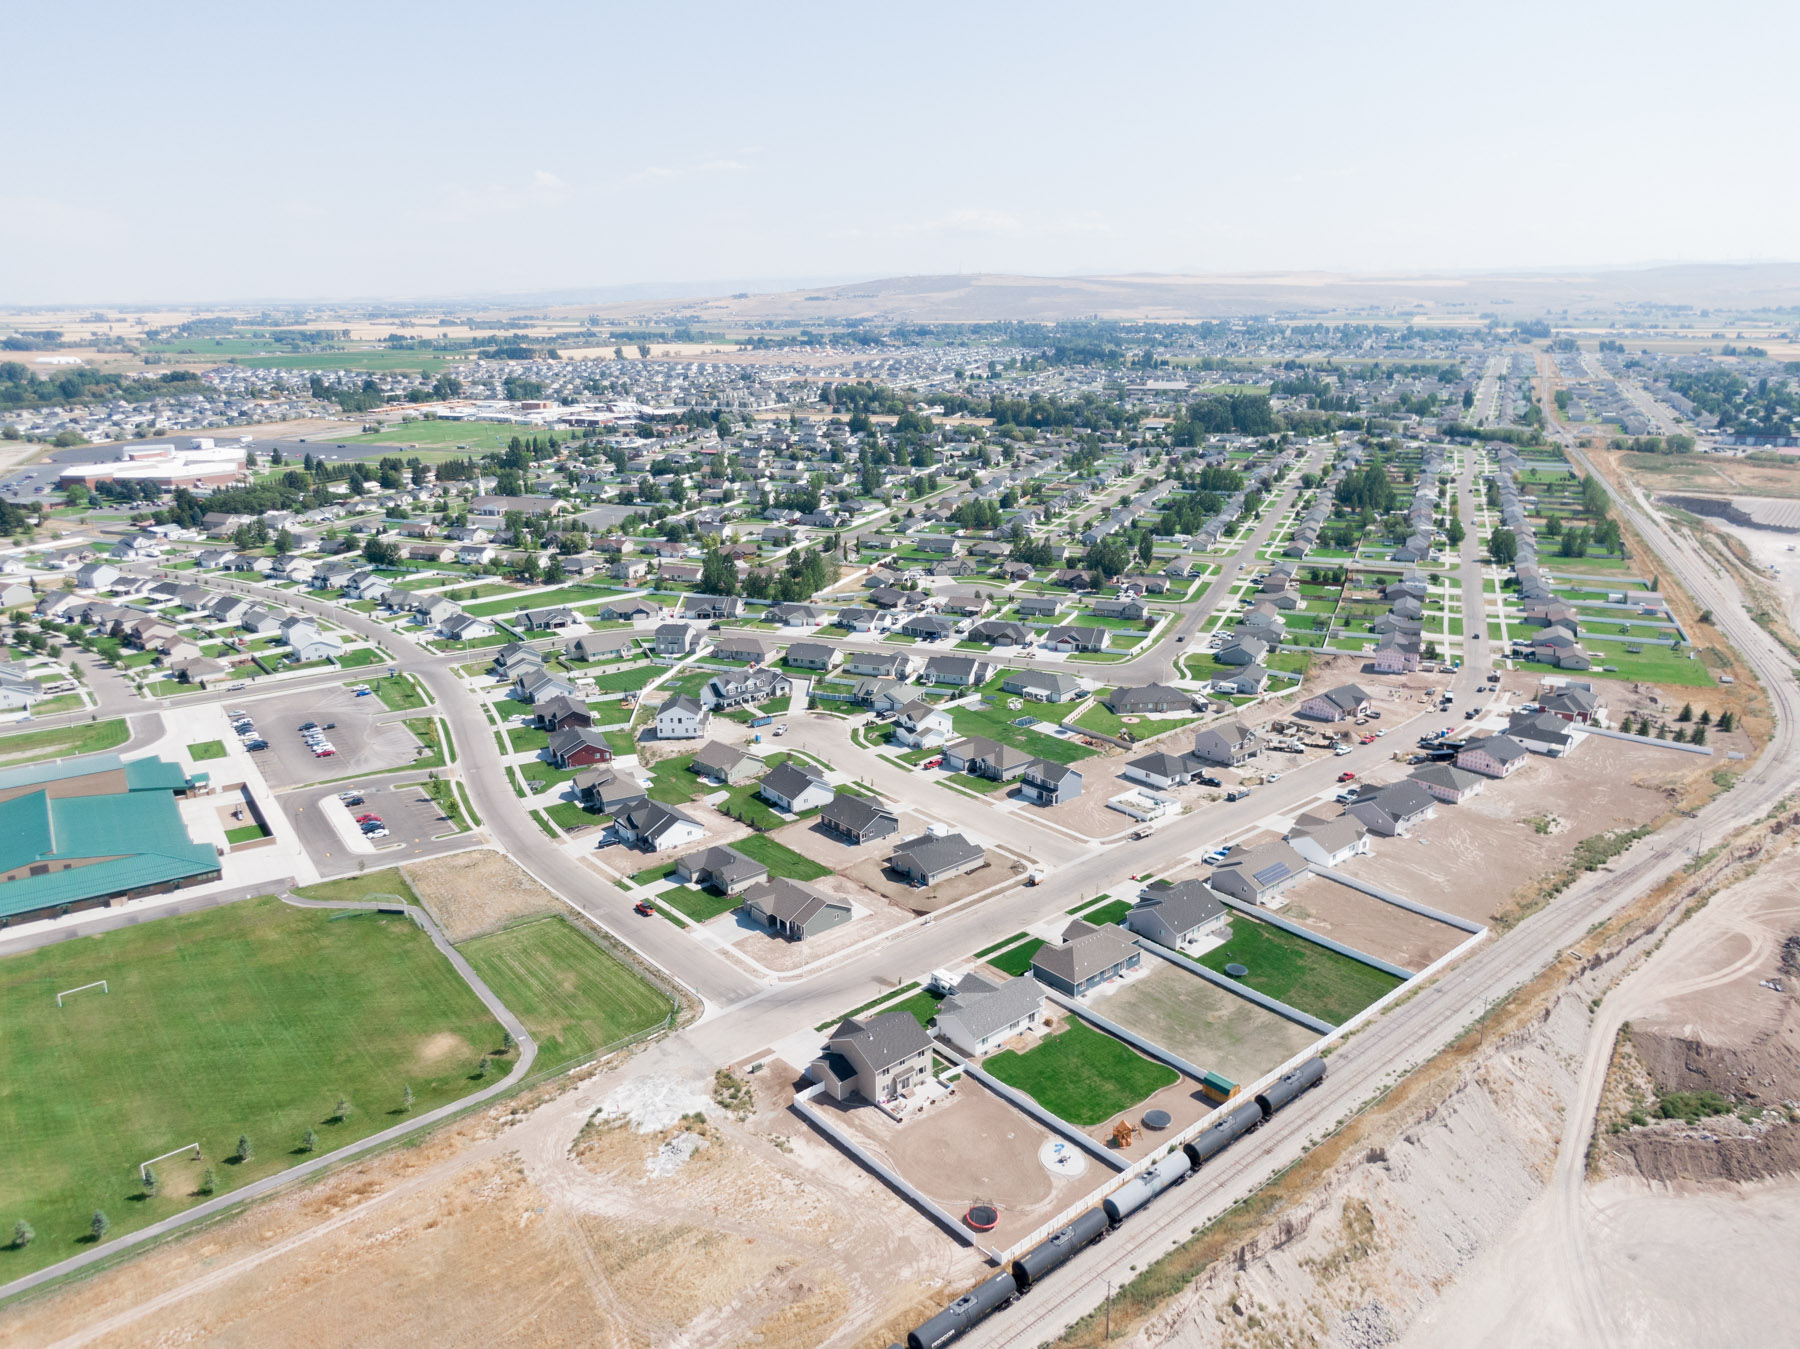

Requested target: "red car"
[
  {"left": 633, "top": 900, "right": 655, "bottom": 917},
  {"left": 1360, "top": 734, "right": 1377, "bottom": 744},
  {"left": 1337, "top": 770, "right": 1357, "bottom": 782},
  {"left": 922, "top": 757, "right": 943, "bottom": 769},
  {"left": 355, "top": 814, "right": 380, "bottom": 823}
]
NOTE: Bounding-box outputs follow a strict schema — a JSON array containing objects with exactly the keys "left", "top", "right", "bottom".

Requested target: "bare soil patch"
[
  {"left": 403, "top": 848, "right": 560, "bottom": 941},
  {"left": 1279, "top": 875, "right": 1469, "bottom": 971},
  {"left": 1346, "top": 738, "right": 1686, "bottom": 926},
  {"left": 842, "top": 852, "right": 1020, "bottom": 913}
]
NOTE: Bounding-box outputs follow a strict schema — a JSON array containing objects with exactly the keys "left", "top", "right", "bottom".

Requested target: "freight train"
[{"left": 901, "top": 1056, "right": 1326, "bottom": 1349}]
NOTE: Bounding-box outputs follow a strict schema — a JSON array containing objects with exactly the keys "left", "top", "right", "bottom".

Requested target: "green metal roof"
[
  {"left": 0, "top": 786, "right": 219, "bottom": 920},
  {"left": 123, "top": 758, "right": 192, "bottom": 792},
  {"left": 0, "top": 752, "right": 126, "bottom": 794}
]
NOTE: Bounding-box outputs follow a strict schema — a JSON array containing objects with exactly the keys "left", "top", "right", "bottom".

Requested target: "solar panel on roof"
[{"left": 1251, "top": 863, "right": 1292, "bottom": 886}]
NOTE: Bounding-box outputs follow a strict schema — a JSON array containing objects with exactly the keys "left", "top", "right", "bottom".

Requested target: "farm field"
[
  {"left": 983, "top": 1019, "right": 1178, "bottom": 1126},
  {"left": 455, "top": 917, "right": 673, "bottom": 1076},
  {"left": 0, "top": 897, "right": 504, "bottom": 1276},
  {"left": 1195, "top": 916, "right": 1402, "bottom": 1026}
]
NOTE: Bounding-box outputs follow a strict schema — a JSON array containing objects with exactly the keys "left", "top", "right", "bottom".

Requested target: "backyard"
[
  {"left": 1195, "top": 917, "right": 1402, "bottom": 1026},
  {"left": 983, "top": 1019, "right": 1179, "bottom": 1127}
]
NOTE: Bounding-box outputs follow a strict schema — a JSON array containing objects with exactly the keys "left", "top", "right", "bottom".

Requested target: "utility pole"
[{"left": 1105, "top": 1278, "right": 1112, "bottom": 1339}]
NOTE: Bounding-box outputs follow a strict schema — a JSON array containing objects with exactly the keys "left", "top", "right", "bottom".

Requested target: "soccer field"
[
  {"left": 0, "top": 897, "right": 505, "bottom": 1276},
  {"left": 455, "top": 917, "right": 676, "bottom": 1076}
]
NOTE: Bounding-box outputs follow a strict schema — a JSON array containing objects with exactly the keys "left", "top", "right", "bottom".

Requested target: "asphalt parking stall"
[{"left": 234, "top": 684, "right": 422, "bottom": 790}]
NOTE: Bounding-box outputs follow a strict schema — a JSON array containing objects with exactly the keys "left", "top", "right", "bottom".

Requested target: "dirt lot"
[
  {"left": 843, "top": 851, "right": 1024, "bottom": 914},
  {"left": 404, "top": 848, "right": 561, "bottom": 941},
  {"left": 1342, "top": 736, "right": 1694, "bottom": 926},
  {"left": 770, "top": 810, "right": 931, "bottom": 873},
  {"left": 1090, "top": 960, "right": 1322, "bottom": 1088},
  {"left": 826, "top": 1076, "right": 1097, "bottom": 1251},
  {"left": 718, "top": 881, "right": 912, "bottom": 973},
  {"left": 0, "top": 1062, "right": 974, "bottom": 1349},
  {"left": 1279, "top": 874, "right": 1471, "bottom": 972}
]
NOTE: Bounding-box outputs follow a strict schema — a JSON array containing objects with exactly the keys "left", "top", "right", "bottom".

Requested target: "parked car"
[
  {"left": 1196, "top": 774, "right": 1222, "bottom": 788},
  {"left": 364, "top": 827, "right": 389, "bottom": 838},
  {"left": 246, "top": 741, "right": 269, "bottom": 752},
  {"left": 633, "top": 900, "right": 656, "bottom": 917},
  {"left": 1203, "top": 846, "right": 1232, "bottom": 863},
  {"left": 1337, "top": 770, "right": 1357, "bottom": 782},
  {"left": 299, "top": 722, "right": 318, "bottom": 731}
]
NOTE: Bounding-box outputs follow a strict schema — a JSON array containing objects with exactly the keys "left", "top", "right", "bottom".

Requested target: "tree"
[
  {"left": 1691, "top": 725, "right": 1708, "bottom": 746},
  {"left": 1698, "top": 709, "right": 1712, "bottom": 726},
  {"left": 235, "top": 1134, "right": 253, "bottom": 1163},
  {"left": 335, "top": 1096, "right": 352, "bottom": 1123},
  {"left": 699, "top": 548, "right": 737, "bottom": 596},
  {"left": 275, "top": 526, "right": 295, "bottom": 555},
  {"left": 1718, "top": 710, "right": 1736, "bottom": 732},
  {"left": 1487, "top": 528, "right": 1518, "bottom": 565},
  {"left": 1677, "top": 702, "right": 1694, "bottom": 722},
  {"left": 199, "top": 1168, "right": 217, "bottom": 1195},
  {"left": 12, "top": 1220, "right": 34, "bottom": 1249},
  {"left": 1136, "top": 531, "right": 1154, "bottom": 567},
  {"left": 90, "top": 1211, "right": 110, "bottom": 1241},
  {"left": 401, "top": 1084, "right": 415, "bottom": 1113},
  {"left": 302, "top": 1128, "right": 318, "bottom": 1154},
  {"left": 1445, "top": 515, "right": 1465, "bottom": 547},
  {"left": 141, "top": 1166, "right": 158, "bottom": 1197}
]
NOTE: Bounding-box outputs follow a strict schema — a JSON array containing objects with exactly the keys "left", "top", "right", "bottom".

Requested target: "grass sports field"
[
  {"left": 983, "top": 1020, "right": 1178, "bottom": 1126},
  {"left": 339, "top": 418, "right": 542, "bottom": 453},
  {"left": 1196, "top": 916, "right": 1401, "bottom": 1025},
  {"left": 0, "top": 897, "right": 505, "bottom": 1275},
  {"left": 0, "top": 719, "right": 130, "bottom": 768},
  {"left": 455, "top": 917, "right": 674, "bottom": 1076}
]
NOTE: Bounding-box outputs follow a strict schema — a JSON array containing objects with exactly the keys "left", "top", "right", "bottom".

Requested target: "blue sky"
[{"left": 5, "top": 0, "right": 1796, "bottom": 303}]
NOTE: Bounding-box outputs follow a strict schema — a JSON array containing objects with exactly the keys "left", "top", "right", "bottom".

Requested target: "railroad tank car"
[
  {"left": 1183, "top": 1098, "right": 1263, "bottom": 1169},
  {"left": 1254, "top": 1056, "right": 1327, "bottom": 1120},
  {"left": 1101, "top": 1150, "right": 1194, "bottom": 1226},
  {"left": 1011, "top": 1207, "right": 1109, "bottom": 1290},
  {"left": 906, "top": 1270, "right": 1019, "bottom": 1349}
]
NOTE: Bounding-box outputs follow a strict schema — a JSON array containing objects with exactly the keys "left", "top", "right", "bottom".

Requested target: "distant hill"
[{"left": 553, "top": 263, "right": 1800, "bottom": 324}]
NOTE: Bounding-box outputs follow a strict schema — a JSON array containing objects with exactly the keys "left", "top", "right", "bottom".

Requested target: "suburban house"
[
  {"left": 1029, "top": 919, "right": 1142, "bottom": 997},
  {"left": 674, "top": 844, "right": 768, "bottom": 894},
  {"left": 613, "top": 800, "right": 707, "bottom": 851},
  {"left": 1104, "top": 683, "right": 1200, "bottom": 715},
  {"left": 930, "top": 972, "right": 1046, "bottom": 1058},
  {"left": 783, "top": 640, "right": 839, "bottom": 671},
  {"left": 1343, "top": 780, "right": 1437, "bottom": 836},
  {"left": 1456, "top": 733, "right": 1530, "bottom": 778},
  {"left": 1190, "top": 721, "right": 1262, "bottom": 767},
  {"left": 921, "top": 654, "right": 992, "bottom": 687},
  {"left": 809, "top": 1011, "right": 933, "bottom": 1104},
  {"left": 520, "top": 605, "right": 580, "bottom": 632},
  {"left": 1127, "top": 879, "right": 1228, "bottom": 951},
  {"left": 533, "top": 694, "right": 593, "bottom": 731},
  {"left": 1041, "top": 625, "right": 1110, "bottom": 653},
  {"left": 573, "top": 768, "right": 648, "bottom": 814},
  {"left": 1015, "top": 595, "right": 1063, "bottom": 620},
  {"left": 967, "top": 619, "right": 1032, "bottom": 647},
  {"left": 1001, "top": 670, "right": 1084, "bottom": 703},
  {"left": 655, "top": 623, "right": 700, "bottom": 657},
  {"left": 891, "top": 699, "right": 954, "bottom": 749},
  {"left": 1286, "top": 812, "right": 1372, "bottom": 866},
  {"left": 888, "top": 831, "right": 986, "bottom": 886},
  {"left": 897, "top": 614, "right": 956, "bottom": 642},
  {"left": 1506, "top": 710, "right": 1584, "bottom": 756},
  {"left": 691, "top": 740, "right": 760, "bottom": 783},
  {"left": 570, "top": 631, "right": 638, "bottom": 662},
  {"left": 819, "top": 793, "right": 900, "bottom": 844},
  {"left": 740, "top": 878, "right": 852, "bottom": 941},
  {"left": 1121, "top": 751, "right": 1197, "bottom": 790},
  {"left": 512, "top": 668, "right": 578, "bottom": 704},
  {"left": 941, "top": 736, "right": 1034, "bottom": 781},
  {"left": 655, "top": 695, "right": 710, "bottom": 740},
  {"left": 1210, "top": 665, "right": 1271, "bottom": 696},
  {"left": 758, "top": 760, "right": 834, "bottom": 813},
  {"left": 1209, "top": 840, "right": 1310, "bottom": 905},
  {"left": 702, "top": 667, "right": 790, "bottom": 711},
  {"left": 846, "top": 650, "right": 911, "bottom": 679},
  {"left": 1298, "top": 683, "right": 1373, "bottom": 722},
  {"left": 1215, "top": 635, "right": 1270, "bottom": 667},
  {"left": 714, "top": 634, "right": 772, "bottom": 664},
  {"left": 1018, "top": 759, "right": 1082, "bottom": 806},
  {"left": 546, "top": 727, "right": 615, "bottom": 768},
  {"left": 1538, "top": 683, "right": 1605, "bottom": 725},
  {"left": 1410, "top": 762, "right": 1487, "bottom": 804},
  {"left": 853, "top": 678, "right": 911, "bottom": 714}
]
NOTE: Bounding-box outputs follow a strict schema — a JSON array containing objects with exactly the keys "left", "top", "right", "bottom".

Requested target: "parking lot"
[
  {"left": 284, "top": 778, "right": 463, "bottom": 868},
  {"left": 233, "top": 684, "right": 424, "bottom": 790}
]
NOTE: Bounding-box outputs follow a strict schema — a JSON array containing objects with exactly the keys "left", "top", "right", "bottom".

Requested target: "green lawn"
[
  {"left": 983, "top": 1020, "right": 1178, "bottom": 1126},
  {"left": 224, "top": 823, "right": 267, "bottom": 844},
  {"left": 0, "top": 719, "right": 130, "bottom": 767},
  {"left": 404, "top": 717, "right": 450, "bottom": 769},
  {"left": 986, "top": 937, "right": 1046, "bottom": 977},
  {"left": 186, "top": 740, "right": 228, "bottom": 762},
  {"left": 730, "top": 834, "right": 831, "bottom": 881},
  {"left": 654, "top": 885, "right": 743, "bottom": 924},
  {"left": 370, "top": 674, "right": 427, "bottom": 711},
  {"left": 589, "top": 663, "right": 661, "bottom": 693},
  {"left": 455, "top": 917, "right": 673, "bottom": 1076},
  {"left": 949, "top": 704, "right": 1095, "bottom": 764},
  {"left": 645, "top": 752, "right": 703, "bottom": 802},
  {"left": 544, "top": 800, "right": 604, "bottom": 832},
  {"left": 463, "top": 585, "right": 615, "bottom": 618},
  {"left": 507, "top": 726, "right": 551, "bottom": 754},
  {"left": 336, "top": 647, "right": 387, "bottom": 669},
  {"left": 1196, "top": 917, "right": 1402, "bottom": 1025},
  {"left": 885, "top": 988, "right": 946, "bottom": 1028},
  {"left": 336, "top": 416, "right": 541, "bottom": 449},
  {"left": 293, "top": 868, "right": 418, "bottom": 905},
  {"left": 0, "top": 898, "right": 505, "bottom": 1277}
]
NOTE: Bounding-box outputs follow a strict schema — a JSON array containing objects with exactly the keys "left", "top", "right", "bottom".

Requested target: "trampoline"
[
  {"left": 1142, "top": 1109, "right": 1172, "bottom": 1130},
  {"left": 1224, "top": 962, "right": 1249, "bottom": 978},
  {"left": 965, "top": 1204, "right": 999, "bottom": 1231}
]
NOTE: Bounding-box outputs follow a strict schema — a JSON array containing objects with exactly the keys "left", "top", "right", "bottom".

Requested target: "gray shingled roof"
[
  {"left": 830, "top": 1009, "right": 932, "bottom": 1071},
  {"left": 1030, "top": 920, "right": 1139, "bottom": 986}
]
